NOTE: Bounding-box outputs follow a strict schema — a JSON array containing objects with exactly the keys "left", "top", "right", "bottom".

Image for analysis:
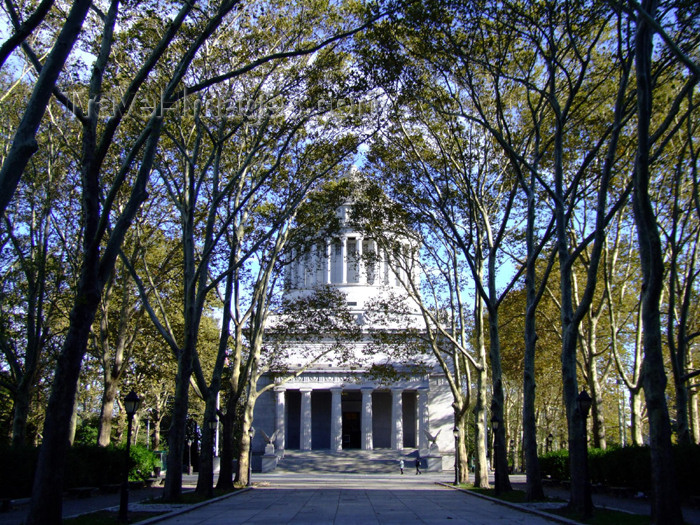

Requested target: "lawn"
[{"left": 459, "top": 486, "right": 650, "bottom": 525}]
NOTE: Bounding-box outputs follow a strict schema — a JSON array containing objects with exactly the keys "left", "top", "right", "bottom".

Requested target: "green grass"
[
  {"left": 464, "top": 486, "right": 532, "bottom": 503},
  {"left": 460, "top": 486, "right": 649, "bottom": 525},
  {"left": 177, "top": 486, "right": 240, "bottom": 504},
  {"left": 141, "top": 486, "right": 241, "bottom": 505},
  {"left": 547, "top": 506, "right": 650, "bottom": 525},
  {"left": 63, "top": 510, "right": 166, "bottom": 525}
]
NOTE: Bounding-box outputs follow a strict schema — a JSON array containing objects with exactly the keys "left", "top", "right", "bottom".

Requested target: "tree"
[
  {"left": 0, "top": 0, "right": 93, "bottom": 218},
  {"left": 24, "top": 2, "right": 248, "bottom": 521},
  {"left": 629, "top": 0, "right": 686, "bottom": 521},
  {"left": 0, "top": 78, "right": 73, "bottom": 447},
  {"left": 602, "top": 216, "right": 646, "bottom": 446}
]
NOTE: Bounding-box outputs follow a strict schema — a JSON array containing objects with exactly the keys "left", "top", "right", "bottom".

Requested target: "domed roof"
[{"left": 283, "top": 170, "right": 421, "bottom": 325}]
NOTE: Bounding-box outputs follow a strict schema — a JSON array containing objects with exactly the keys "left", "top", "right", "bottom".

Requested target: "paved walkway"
[
  {"left": 2, "top": 472, "right": 699, "bottom": 524},
  {"left": 148, "top": 473, "right": 560, "bottom": 525}
]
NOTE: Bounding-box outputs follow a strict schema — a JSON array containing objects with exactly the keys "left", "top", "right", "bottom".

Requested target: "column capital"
[
  {"left": 391, "top": 387, "right": 404, "bottom": 394},
  {"left": 361, "top": 387, "right": 374, "bottom": 395},
  {"left": 274, "top": 385, "right": 287, "bottom": 393},
  {"left": 299, "top": 387, "right": 313, "bottom": 393},
  {"left": 330, "top": 386, "right": 343, "bottom": 394}
]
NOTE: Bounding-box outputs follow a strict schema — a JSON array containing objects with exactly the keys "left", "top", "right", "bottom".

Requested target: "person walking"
[
  {"left": 415, "top": 457, "right": 421, "bottom": 475},
  {"left": 399, "top": 458, "right": 404, "bottom": 475}
]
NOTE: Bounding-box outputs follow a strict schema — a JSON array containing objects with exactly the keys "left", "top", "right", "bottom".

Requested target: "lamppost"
[
  {"left": 546, "top": 433, "right": 554, "bottom": 453},
  {"left": 247, "top": 427, "right": 255, "bottom": 487},
  {"left": 577, "top": 390, "right": 593, "bottom": 518},
  {"left": 119, "top": 390, "right": 140, "bottom": 523},
  {"left": 490, "top": 415, "right": 500, "bottom": 495},
  {"left": 453, "top": 427, "right": 460, "bottom": 485}
]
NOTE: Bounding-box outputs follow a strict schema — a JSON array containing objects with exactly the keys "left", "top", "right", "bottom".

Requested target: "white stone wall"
[{"left": 428, "top": 374, "right": 456, "bottom": 470}]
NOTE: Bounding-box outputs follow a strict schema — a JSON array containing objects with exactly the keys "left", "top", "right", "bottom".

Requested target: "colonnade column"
[
  {"left": 418, "top": 388, "right": 429, "bottom": 451},
  {"left": 274, "top": 386, "right": 286, "bottom": 456},
  {"left": 331, "top": 387, "right": 343, "bottom": 452},
  {"left": 357, "top": 237, "right": 365, "bottom": 284},
  {"left": 341, "top": 237, "right": 348, "bottom": 284},
  {"left": 300, "top": 388, "right": 312, "bottom": 451},
  {"left": 326, "top": 242, "right": 332, "bottom": 284},
  {"left": 391, "top": 387, "right": 404, "bottom": 450},
  {"left": 361, "top": 387, "right": 373, "bottom": 450}
]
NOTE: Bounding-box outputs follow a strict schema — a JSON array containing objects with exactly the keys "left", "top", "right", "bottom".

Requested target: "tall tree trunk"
[
  {"left": 454, "top": 407, "right": 469, "bottom": 484},
  {"left": 690, "top": 381, "right": 700, "bottom": 444},
  {"left": 488, "top": 307, "right": 512, "bottom": 493},
  {"left": 630, "top": 389, "right": 645, "bottom": 445},
  {"left": 236, "top": 396, "right": 256, "bottom": 487},
  {"left": 588, "top": 354, "right": 607, "bottom": 450},
  {"left": 68, "top": 393, "right": 79, "bottom": 446},
  {"left": 633, "top": 1, "right": 683, "bottom": 522},
  {"left": 473, "top": 286, "right": 489, "bottom": 488},
  {"left": 216, "top": 394, "right": 236, "bottom": 489},
  {"left": 523, "top": 174, "right": 544, "bottom": 500},
  {"left": 26, "top": 294, "right": 100, "bottom": 524},
  {"left": 97, "top": 368, "right": 119, "bottom": 446},
  {"left": 11, "top": 376, "right": 33, "bottom": 447},
  {"left": 195, "top": 393, "right": 218, "bottom": 496},
  {"left": 162, "top": 345, "right": 193, "bottom": 501},
  {"left": 673, "top": 371, "right": 690, "bottom": 445}
]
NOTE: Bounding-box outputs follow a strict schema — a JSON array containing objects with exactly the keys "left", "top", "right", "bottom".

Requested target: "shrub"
[
  {"left": 538, "top": 443, "right": 700, "bottom": 500},
  {"left": 539, "top": 449, "right": 569, "bottom": 481},
  {"left": 0, "top": 443, "right": 159, "bottom": 498},
  {"left": 0, "top": 445, "right": 38, "bottom": 498},
  {"left": 73, "top": 419, "right": 99, "bottom": 446},
  {"left": 128, "top": 445, "right": 158, "bottom": 481}
]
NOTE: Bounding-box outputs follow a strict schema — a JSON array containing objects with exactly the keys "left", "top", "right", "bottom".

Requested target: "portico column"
[
  {"left": 391, "top": 387, "right": 404, "bottom": 450},
  {"left": 326, "top": 242, "right": 332, "bottom": 284},
  {"left": 331, "top": 387, "right": 343, "bottom": 452},
  {"left": 341, "top": 236, "right": 348, "bottom": 284},
  {"left": 361, "top": 387, "right": 373, "bottom": 450},
  {"left": 300, "top": 388, "right": 312, "bottom": 451},
  {"left": 357, "top": 236, "right": 365, "bottom": 284},
  {"left": 274, "top": 386, "right": 286, "bottom": 456},
  {"left": 418, "top": 388, "right": 429, "bottom": 450}
]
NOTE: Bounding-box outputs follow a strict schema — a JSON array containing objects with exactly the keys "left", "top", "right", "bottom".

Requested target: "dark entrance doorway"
[
  {"left": 342, "top": 412, "right": 361, "bottom": 449},
  {"left": 341, "top": 390, "right": 362, "bottom": 449}
]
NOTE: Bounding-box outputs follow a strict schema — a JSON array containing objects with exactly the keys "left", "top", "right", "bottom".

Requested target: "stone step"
[{"left": 274, "top": 449, "right": 419, "bottom": 474}]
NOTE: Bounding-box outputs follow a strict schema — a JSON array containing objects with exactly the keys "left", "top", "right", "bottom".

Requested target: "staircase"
[{"left": 273, "top": 449, "right": 419, "bottom": 474}]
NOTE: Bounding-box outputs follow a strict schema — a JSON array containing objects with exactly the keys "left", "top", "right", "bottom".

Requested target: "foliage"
[
  {"left": 538, "top": 449, "right": 570, "bottom": 482},
  {"left": 73, "top": 418, "right": 100, "bottom": 446},
  {"left": 0, "top": 444, "right": 158, "bottom": 498},
  {"left": 127, "top": 444, "right": 159, "bottom": 482},
  {"left": 539, "top": 444, "right": 700, "bottom": 500}
]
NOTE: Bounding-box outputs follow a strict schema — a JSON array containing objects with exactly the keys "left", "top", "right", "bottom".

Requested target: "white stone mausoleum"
[{"left": 251, "top": 186, "right": 455, "bottom": 469}]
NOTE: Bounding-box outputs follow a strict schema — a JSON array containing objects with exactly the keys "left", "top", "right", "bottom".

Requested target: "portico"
[{"left": 271, "top": 382, "right": 428, "bottom": 455}]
